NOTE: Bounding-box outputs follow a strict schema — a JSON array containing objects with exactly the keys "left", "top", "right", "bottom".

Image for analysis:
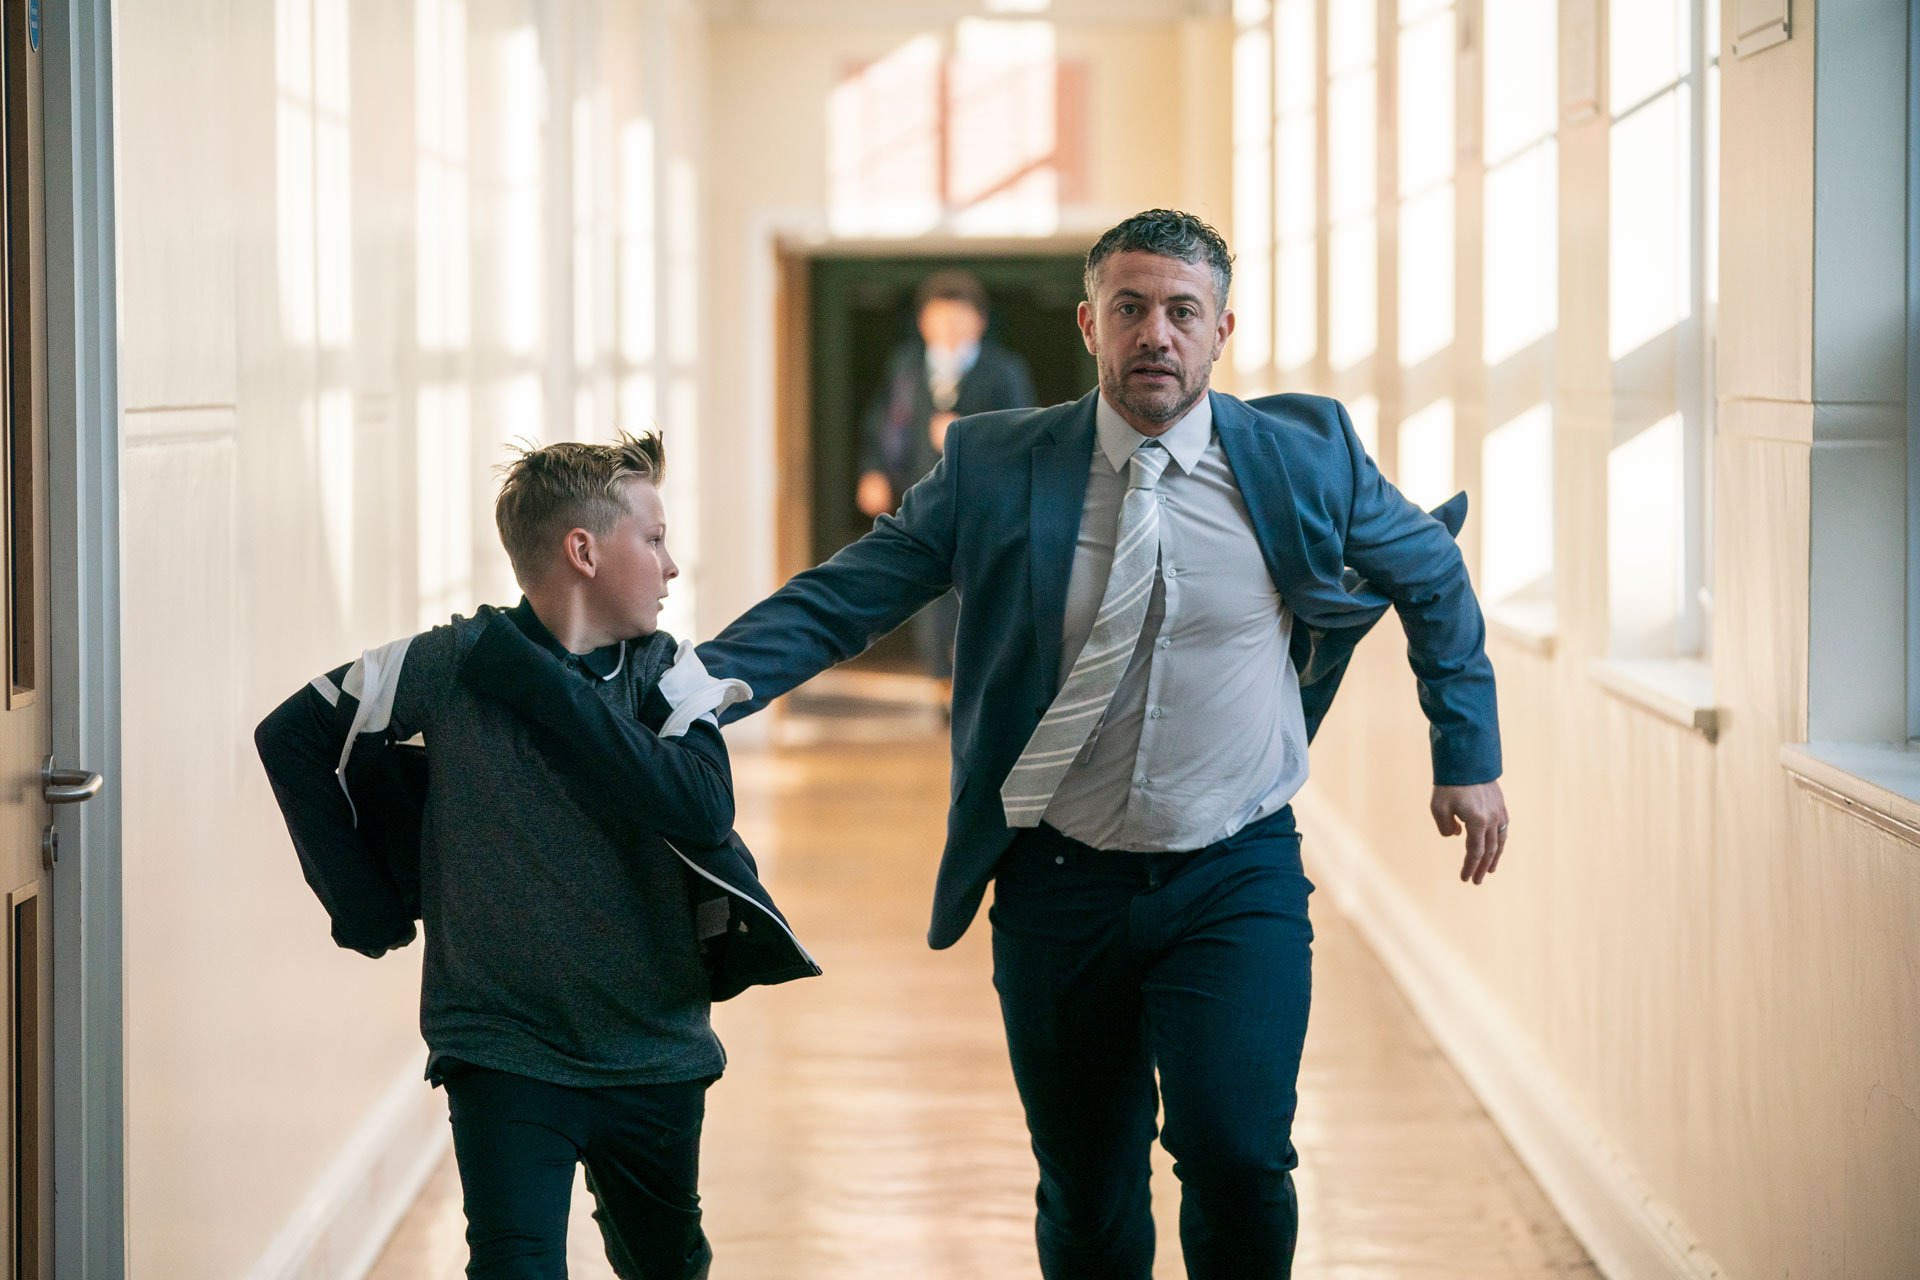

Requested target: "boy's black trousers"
[{"left": 438, "top": 1059, "right": 715, "bottom": 1280}]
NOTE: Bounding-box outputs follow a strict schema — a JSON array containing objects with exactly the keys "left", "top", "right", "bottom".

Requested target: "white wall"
[{"left": 112, "top": 1, "right": 702, "bottom": 1274}]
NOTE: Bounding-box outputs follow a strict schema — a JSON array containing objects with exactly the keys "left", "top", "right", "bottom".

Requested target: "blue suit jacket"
[{"left": 701, "top": 389, "right": 1501, "bottom": 949}]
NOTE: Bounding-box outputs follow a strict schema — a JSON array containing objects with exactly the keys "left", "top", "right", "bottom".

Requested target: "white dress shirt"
[{"left": 1041, "top": 392, "right": 1311, "bottom": 852}]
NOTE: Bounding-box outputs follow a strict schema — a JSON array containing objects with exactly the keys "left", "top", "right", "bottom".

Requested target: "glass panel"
[
  {"left": 1608, "top": 85, "right": 1690, "bottom": 363},
  {"left": 1396, "top": 397, "right": 1455, "bottom": 511},
  {"left": 1608, "top": 412, "right": 1686, "bottom": 655},
  {"left": 4, "top": 0, "right": 33, "bottom": 701},
  {"left": 14, "top": 893, "right": 38, "bottom": 1280},
  {"left": 1398, "top": 182, "right": 1454, "bottom": 367},
  {"left": 1483, "top": 140, "right": 1558, "bottom": 365},
  {"left": 1480, "top": 404, "right": 1555, "bottom": 602},
  {"left": 1609, "top": 0, "right": 1687, "bottom": 112}
]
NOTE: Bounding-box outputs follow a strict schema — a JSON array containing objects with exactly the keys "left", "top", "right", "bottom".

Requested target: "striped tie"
[{"left": 1001, "top": 439, "right": 1170, "bottom": 827}]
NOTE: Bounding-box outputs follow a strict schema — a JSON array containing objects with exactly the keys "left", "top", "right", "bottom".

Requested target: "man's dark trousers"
[
  {"left": 989, "top": 807, "right": 1313, "bottom": 1279},
  {"left": 438, "top": 1060, "right": 714, "bottom": 1280}
]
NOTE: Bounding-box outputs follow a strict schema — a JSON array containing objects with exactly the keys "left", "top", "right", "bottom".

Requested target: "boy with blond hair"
[{"left": 256, "top": 433, "right": 814, "bottom": 1280}]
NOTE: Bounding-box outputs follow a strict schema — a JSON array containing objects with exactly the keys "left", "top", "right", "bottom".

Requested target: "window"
[
  {"left": 827, "top": 23, "right": 1087, "bottom": 241},
  {"left": 1232, "top": 4, "right": 1274, "bottom": 380},
  {"left": 1326, "top": 0, "right": 1377, "bottom": 377},
  {"left": 1604, "top": 0, "right": 1717, "bottom": 666},
  {"left": 1781, "top": 0, "right": 1917, "bottom": 819},
  {"left": 1802, "top": 0, "right": 1911, "bottom": 748},
  {"left": 414, "top": 0, "right": 474, "bottom": 628},
  {"left": 1479, "top": 0, "right": 1558, "bottom": 634},
  {"left": 1273, "top": 0, "right": 1317, "bottom": 375},
  {"left": 1394, "top": 0, "right": 1456, "bottom": 512}
]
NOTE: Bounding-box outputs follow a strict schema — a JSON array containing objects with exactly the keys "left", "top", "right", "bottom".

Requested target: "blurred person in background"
[{"left": 856, "top": 270, "right": 1036, "bottom": 686}]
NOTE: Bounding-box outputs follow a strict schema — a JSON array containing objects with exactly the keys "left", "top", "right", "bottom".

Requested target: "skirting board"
[
  {"left": 1295, "top": 791, "right": 1729, "bottom": 1280},
  {"left": 242, "top": 1060, "right": 451, "bottom": 1280}
]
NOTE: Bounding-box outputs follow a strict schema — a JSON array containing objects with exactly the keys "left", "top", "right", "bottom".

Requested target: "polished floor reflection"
[{"left": 366, "top": 704, "right": 1597, "bottom": 1279}]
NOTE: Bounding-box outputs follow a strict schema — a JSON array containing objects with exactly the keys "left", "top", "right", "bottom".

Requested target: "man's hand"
[
  {"left": 1430, "top": 781, "right": 1508, "bottom": 885},
  {"left": 856, "top": 470, "right": 893, "bottom": 518}
]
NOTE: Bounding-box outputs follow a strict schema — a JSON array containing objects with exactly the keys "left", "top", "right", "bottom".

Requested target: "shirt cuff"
[
  {"left": 1430, "top": 720, "right": 1503, "bottom": 787},
  {"left": 658, "top": 640, "right": 753, "bottom": 739}
]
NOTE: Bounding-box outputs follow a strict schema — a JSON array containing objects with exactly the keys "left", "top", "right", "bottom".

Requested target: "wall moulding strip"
[
  {"left": 241, "top": 1062, "right": 449, "bottom": 1280},
  {"left": 1295, "top": 789, "right": 1729, "bottom": 1280}
]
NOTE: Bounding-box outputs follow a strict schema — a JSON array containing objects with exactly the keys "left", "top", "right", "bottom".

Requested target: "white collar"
[{"left": 1094, "top": 390, "right": 1214, "bottom": 476}]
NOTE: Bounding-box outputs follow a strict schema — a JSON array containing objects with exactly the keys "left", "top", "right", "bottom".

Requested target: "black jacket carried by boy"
[{"left": 255, "top": 602, "right": 819, "bottom": 1088}]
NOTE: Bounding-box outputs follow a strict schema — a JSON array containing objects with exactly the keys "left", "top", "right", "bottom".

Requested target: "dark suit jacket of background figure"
[
  {"left": 701, "top": 388, "right": 1501, "bottom": 951},
  {"left": 859, "top": 338, "right": 1038, "bottom": 498}
]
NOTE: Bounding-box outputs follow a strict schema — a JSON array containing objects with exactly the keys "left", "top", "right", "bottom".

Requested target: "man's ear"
[
  {"left": 1077, "top": 299, "right": 1097, "bottom": 355},
  {"left": 1212, "top": 308, "right": 1236, "bottom": 362},
  {"left": 561, "top": 527, "right": 598, "bottom": 578}
]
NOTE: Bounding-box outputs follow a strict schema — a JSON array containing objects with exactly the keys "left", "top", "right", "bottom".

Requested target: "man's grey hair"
[{"left": 1083, "top": 209, "right": 1235, "bottom": 309}]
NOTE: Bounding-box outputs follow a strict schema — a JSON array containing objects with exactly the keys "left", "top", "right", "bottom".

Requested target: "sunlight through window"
[
  {"left": 1480, "top": 404, "right": 1554, "bottom": 604},
  {"left": 1348, "top": 395, "right": 1381, "bottom": 459},
  {"left": 1607, "top": 412, "right": 1685, "bottom": 654},
  {"left": 951, "top": 19, "right": 1063, "bottom": 237},
  {"left": 416, "top": 0, "right": 470, "bottom": 352},
  {"left": 1397, "top": 0, "right": 1454, "bottom": 370},
  {"left": 1482, "top": 0, "right": 1557, "bottom": 366},
  {"left": 1326, "top": 2, "right": 1376, "bottom": 373},
  {"left": 417, "top": 383, "right": 474, "bottom": 629},
  {"left": 1233, "top": 22, "right": 1274, "bottom": 375},
  {"left": 1397, "top": 398, "right": 1456, "bottom": 513},
  {"left": 1273, "top": 0, "right": 1316, "bottom": 372},
  {"left": 620, "top": 119, "right": 657, "bottom": 369},
  {"left": 1608, "top": 87, "right": 1690, "bottom": 362},
  {"left": 1606, "top": 0, "right": 1715, "bottom": 657},
  {"left": 277, "top": 0, "right": 356, "bottom": 616},
  {"left": 500, "top": 27, "right": 543, "bottom": 361},
  {"left": 829, "top": 36, "right": 943, "bottom": 238}
]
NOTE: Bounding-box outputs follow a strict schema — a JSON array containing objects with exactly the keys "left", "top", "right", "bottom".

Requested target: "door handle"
[{"left": 42, "top": 756, "right": 104, "bottom": 805}]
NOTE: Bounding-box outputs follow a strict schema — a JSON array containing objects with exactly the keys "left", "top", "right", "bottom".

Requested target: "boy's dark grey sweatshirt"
[{"left": 380, "top": 603, "right": 728, "bottom": 1088}]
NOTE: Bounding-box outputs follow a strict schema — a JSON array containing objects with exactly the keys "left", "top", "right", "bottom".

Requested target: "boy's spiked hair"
[{"left": 493, "top": 432, "right": 666, "bottom": 586}]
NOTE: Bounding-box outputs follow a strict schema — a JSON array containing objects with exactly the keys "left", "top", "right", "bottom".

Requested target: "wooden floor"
[{"left": 366, "top": 710, "right": 1598, "bottom": 1280}]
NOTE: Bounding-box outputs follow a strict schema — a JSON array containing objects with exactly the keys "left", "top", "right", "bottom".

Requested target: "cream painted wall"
[
  {"left": 1230, "top": 0, "right": 1920, "bottom": 1276},
  {"left": 695, "top": 14, "right": 1234, "bottom": 634},
  {"left": 113, "top": 0, "right": 702, "bottom": 1274}
]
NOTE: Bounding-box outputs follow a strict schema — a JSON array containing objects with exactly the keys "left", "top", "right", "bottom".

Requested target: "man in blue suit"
[{"left": 699, "top": 210, "right": 1508, "bottom": 1278}]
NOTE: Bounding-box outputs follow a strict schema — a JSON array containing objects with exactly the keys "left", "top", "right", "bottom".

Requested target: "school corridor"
[
  {"left": 11, "top": 0, "right": 1918, "bottom": 1278},
  {"left": 362, "top": 690, "right": 1599, "bottom": 1280}
]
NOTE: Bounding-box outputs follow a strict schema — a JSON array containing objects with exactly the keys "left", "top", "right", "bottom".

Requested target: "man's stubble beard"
[{"left": 1099, "top": 362, "right": 1209, "bottom": 428}]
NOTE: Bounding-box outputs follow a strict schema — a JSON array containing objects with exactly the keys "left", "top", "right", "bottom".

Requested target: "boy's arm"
[
  {"left": 457, "top": 613, "right": 735, "bottom": 847},
  {"left": 255, "top": 664, "right": 419, "bottom": 957}
]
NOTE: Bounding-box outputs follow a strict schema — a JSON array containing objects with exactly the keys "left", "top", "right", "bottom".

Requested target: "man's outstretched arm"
[
  {"left": 1332, "top": 401, "right": 1509, "bottom": 884},
  {"left": 699, "top": 436, "right": 960, "bottom": 717}
]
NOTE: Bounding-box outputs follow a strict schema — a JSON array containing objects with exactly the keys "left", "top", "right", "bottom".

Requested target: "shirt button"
[
  {"left": 1158, "top": 637, "right": 1172, "bottom": 649},
  {"left": 1149, "top": 707, "right": 1163, "bottom": 719},
  {"left": 1054, "top": 855, "right": 1066, "bottom": 866},
  {"left": 1167, "top": 566, "right": 1180, "bottom": 577},
  {"left": 1135, "top": 775, "right": 1149, "bottom": 786}
]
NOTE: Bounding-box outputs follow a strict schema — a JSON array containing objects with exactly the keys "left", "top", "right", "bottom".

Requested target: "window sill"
[
  {"left": 1779, "top": 742, "right": 1920, "bottom": 845},
  {"left": 1588, "top": 656, "right": 1718, "bottom": 741},
  {"left": 1483, "top": 598, "right": 1556, "bottom": 657}
]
